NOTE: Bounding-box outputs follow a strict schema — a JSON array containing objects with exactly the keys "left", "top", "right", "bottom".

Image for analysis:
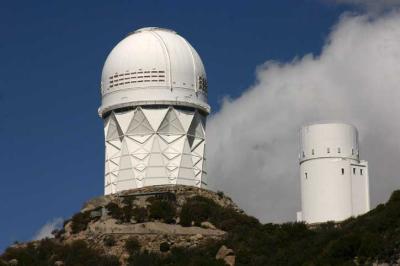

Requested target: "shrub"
[
  {"left": 104, "top": 235, "right": 116, "bottom": 247},
  {"left": 180, "top": 196, "right": 215, "bottom": 227},
  {"left": 121, "top": 205, "right": 134, "bottom": 223},
  {"left": 1, "top": 239, "right": 120, "bottom": 266},
  {"left": 71, "top": 211, "right": 91, "bottom": 234},
  {"left": 160, "top": 242, "right": 170, "bottom": 252},
  {"left": 132, "top": 207, "right": 148, "bottom": 223},
  {"left": 125, "top": 237, "right": 140, "bottom": 254},
  {"left": 122, "top": 195, "right": 136, "bottom": 206},
  {"left": 149, "top": 199, "right": 176, "bottom": 223},
  {"left": 127, "top": 251, "right": 161, "bottom": 266},
  {"left": 106, "top": 202, "right": 136, "bottom": 223},
  {"left": 389, "top": 190, "right": 400, "bottom": 203},
  {"left": 106, "top": 202, "right": 124, "bottom": 221}
]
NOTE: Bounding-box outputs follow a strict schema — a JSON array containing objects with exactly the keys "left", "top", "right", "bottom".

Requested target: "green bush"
[
  {"left": 121, "top": 205, "right": 134, "bottom": 223},
  {"left": 389, "top": 190, "right": 400, "bottom": 202},
  {"left": 149, "top": 199, "right": 176, "bottom": 223},
  {"left": 106, "top": 201, "right": 147, "bottom": 224},
  {"left": 159, "top": 242, "right": 170, "bottom": 252},
  {"left": 180, "top": 196, "right": 215, "bottom": 227},
  {"left": 122, "top": 195, "right": 136, "bottom": 206},
  {"left": 106, "top": 202, "right": 124, "bottom": 221},
  {"left": 103, "top": 235, "right": 116, "bottom": 247},
  {"left": 71, "top": 211, "right": 92, "bottom": 234},
  {"left": 179, "top": 195, "right": 259, "bottom": 231},
  {"left": 1, "top": 239, "right": 120, "bottom": 266},
  {"left": 132, "top": 207, "right": 148, "bottom": 223},
  {"left": 127, "top": 251, "right": 161, "bottom": 266},
  {"left": 5, "top": 189, "right": 400, "bottom": 265},
  {"left": 125, "top": 237, "right": 140, "bottom": 254}
]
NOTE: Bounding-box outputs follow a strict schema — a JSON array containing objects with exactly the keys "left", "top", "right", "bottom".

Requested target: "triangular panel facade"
[{"left": 103, "top": 106, "right": 207, "bottom": 195}]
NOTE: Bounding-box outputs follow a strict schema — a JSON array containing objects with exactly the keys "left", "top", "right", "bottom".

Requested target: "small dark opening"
[{"left": 341, "top": 168, "right": 345, "bottom": 175}]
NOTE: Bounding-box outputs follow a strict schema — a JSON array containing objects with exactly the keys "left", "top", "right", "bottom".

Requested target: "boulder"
[
  {"left": 201, "top": 221, "right": 216, "bottom": 230},
  {"left": 8, "top": 259, "right": 18, "bottom": 266},
  {"left": 216, "top": 245, "right": 235, "bottom": 266}
]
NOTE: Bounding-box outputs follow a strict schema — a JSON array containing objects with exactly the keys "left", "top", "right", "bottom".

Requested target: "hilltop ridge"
[{"left": 2, "top": 186, "right": 400, "bottom": 265}]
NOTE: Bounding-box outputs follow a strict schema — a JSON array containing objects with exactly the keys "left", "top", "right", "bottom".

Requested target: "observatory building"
[
  {"left": 99, "top": 27, "right": 209, "bottom": 195},
  {"left": 297, "top": 123, "right": 370, "bottom": 224}
]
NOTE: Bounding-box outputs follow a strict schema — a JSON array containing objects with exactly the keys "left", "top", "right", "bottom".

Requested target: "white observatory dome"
[
  {"left": 100, "top": 27, "right": 210, "bottom": 194},
  {"left": 99, "top": 27, "right": 209, "bottom": 117}
]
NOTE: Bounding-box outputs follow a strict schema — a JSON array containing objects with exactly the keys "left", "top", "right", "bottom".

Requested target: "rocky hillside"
[{"left": 2, "top": 186, "right": 400, "bottom": 265}]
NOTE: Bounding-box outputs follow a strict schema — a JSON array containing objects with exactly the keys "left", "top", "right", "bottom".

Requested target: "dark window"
[
  {"left": 352, "top": 148, "right": 354, "bottom": 155},
  {"left": 302, "top": 151, "right": 305, "bottom": 158},
  {"left": 360, "top": 169, "right": 363, "bottom": 175},
  {"left": 341, "top": 168, "right": 344, "bottom": 175},
  {"left": 305, "top": 172, "right": 308, "bottom": 179},
  {"left": 353, "top": 168, "right": 356, "bottom": 174},
  {"left": 338, "top": 148, "right": 341, "bottom": 153},
  {"left": 312, "top": 149, "right": 315, "bottom": 155},
  {"left": 327, "top": 148, "right": 330, "bottom": 153}
]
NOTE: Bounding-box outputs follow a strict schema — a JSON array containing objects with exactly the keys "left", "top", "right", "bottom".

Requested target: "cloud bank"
[
  {"left": 33, "top": 218, "right": 63, "bottom": 240},
  {"left": 207, "top": 12, "right": 400, "bottom": 223},
  {"left": 332, "top": 0, "right": 400, "bottom": 12}
]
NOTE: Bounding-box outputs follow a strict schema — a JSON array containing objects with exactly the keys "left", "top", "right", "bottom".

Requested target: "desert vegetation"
[{"left": 3, "top": 190, "right": 400, "bottom": 265}]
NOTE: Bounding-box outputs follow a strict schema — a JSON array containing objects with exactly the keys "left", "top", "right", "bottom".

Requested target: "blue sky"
[{"left": 0, "top": 0, "right": 354, "bottom": 250}]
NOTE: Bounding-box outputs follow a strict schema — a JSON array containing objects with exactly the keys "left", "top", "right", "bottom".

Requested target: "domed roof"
[{"left": 99, "top": 27, "right": 209, "bottom": 116}]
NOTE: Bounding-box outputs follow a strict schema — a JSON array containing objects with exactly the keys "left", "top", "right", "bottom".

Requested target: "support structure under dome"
[{"left": 104, "top": 106, "right": 206, "bottom": 194}]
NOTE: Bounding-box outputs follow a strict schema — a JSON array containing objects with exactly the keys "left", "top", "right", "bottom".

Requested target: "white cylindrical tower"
[
  {"left": 297, "top": 123, "right": 370, "bottom": 224},
  {"left": 99, "top": 27, "right": 209, "bottom": 195}
]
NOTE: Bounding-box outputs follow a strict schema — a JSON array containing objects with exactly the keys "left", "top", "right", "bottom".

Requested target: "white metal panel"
[
  {"left": 351, "top": 161, "right": 370, "bottom": 217},
  {"left": 300, "top": 123, "right": 359, "bottom": 162},
  {"left": 300, "top": 158, "right": 354, "bottom": 223},
  {"left": 103, "top": 106, "right": 207, "bottom": 195},
  {"left": 99, "top": 27, "right": 209, "bottom": 116}
]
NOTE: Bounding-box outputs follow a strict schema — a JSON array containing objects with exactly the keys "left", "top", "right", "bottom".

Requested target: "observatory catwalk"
[
  {"left": 297, "top": 123, "right": 370, "bottom": 224},
  {"left": 99, "top": 28, "right": 209, "bottom": 195}
]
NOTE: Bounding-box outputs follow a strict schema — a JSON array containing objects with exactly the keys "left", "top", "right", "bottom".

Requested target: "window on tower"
[
  {"left": 360, "top": 169, "right": 363, "bottom": 175},
  {"left": 341, "top": 168, "right": 345, "bottom": 175},
  {"left": 353, "top": 168, "right": 356, "bottom": 174}
]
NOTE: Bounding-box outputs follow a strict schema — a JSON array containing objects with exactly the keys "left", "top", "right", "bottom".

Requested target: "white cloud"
[
  {"left": 331, "top": 0, "right": 400, "bottom": 12},
  {"left": 33, "top": 217, "right": 63, "bottom": 240},
  {"left": 207, "top": 12, "right": 400, "bottom": 223}
]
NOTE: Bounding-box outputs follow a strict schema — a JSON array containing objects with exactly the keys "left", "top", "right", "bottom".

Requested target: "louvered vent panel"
[{"left": 108, "top": 70, "right": 166, "bottom": 89}]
